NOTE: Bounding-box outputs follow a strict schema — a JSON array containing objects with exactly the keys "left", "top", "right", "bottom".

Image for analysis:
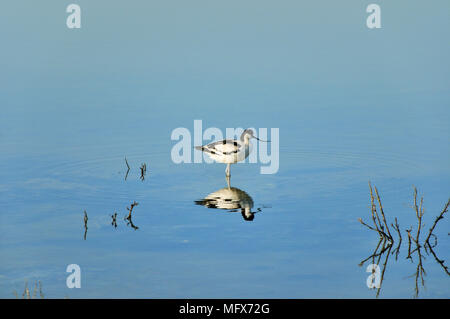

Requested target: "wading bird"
[{"left": 195, "top": 129, "right": 269, "bottom": 178}]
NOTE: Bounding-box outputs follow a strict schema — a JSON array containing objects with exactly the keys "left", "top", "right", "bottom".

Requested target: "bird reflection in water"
[{"left": 195, "top": 177, "right": 263, "bottom": 221}]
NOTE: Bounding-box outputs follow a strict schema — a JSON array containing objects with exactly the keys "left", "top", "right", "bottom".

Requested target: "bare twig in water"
[
  {"left": 111, "top": 212, "right": 118, "bottom": 228},
  {"left": 22, "top": 281, "right": 29, "bottom": 299},
  {"left": 426, "top": 243, "right": 450, "bottom": 276},
  {"left": 126, "top": 201, "right": 138, "bottom": 219},
  {"left": 359, "top": 237, "right": 388, "bottom": 266},
  {"left": 376, "top": 243, "right": 392, "bottom": 298},
  {"left": 391, "top": 217, "right": 402, "bottom": 260},
  {"left": 424, "top": 198, "right": 450, "bottom": 245},
  {"left": 358, "top": 218, "right": 390, "bottom": 239},
  {"left": 374, "top": 186, "right": 393, "bottom": 241},
  {"left": 15, "top": 280, "right": 44, "bottom": 299},
  {"left": 83, "top": 210, "right": 88, "bottom": 240},
  {"left": 140, "top": 163, "right": 147, "bottom": 181},
  {"left": 125, "top": 201, "right": 139, "bottom": 230},
  {"left": 125, "top": 157, "right": 130, "bottom": 181},
  {"left": 406, "top": 227, "right": 413, "bottom": 260},
  {"left": 412, "top": 187, "right": 425, "bottom": 245},
  {"left": 425, "top": 233, "right": 438, "bottom": 249},
  {"left": 413, "top": 246, "right": 426, "bottom": 298},
  {"left": 368, "top": 182, "right": 384, "bottom": 234},
  {"left": 32, "top": 281, "right": 37, "bottom": 299},
  {"left": 358, "top": 236, "right": 393, "bottom": 298},
  {"left": 405, "top": 187, "right": 448, "bottom": 295},
  {"left": 360, "top": 184, "right": 450, "bottom": 298},
  {"left": 359, "top": 182, "right": 394, "bottom": 243},
  {"left": 39, "top": 281, "right": 44, "bottom": 299},
  {"left": 422, "top": 197, "right": 450, "bottom": 276},
  {"left": 126, "top": 218, "right": 139, "bottom": 230},
  {"left": 392, "top": 217, "right": 402, "bottom": 241}
]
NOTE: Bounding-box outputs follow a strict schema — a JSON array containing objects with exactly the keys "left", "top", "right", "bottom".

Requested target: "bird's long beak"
[{"left": 253, "top": 135, "right": 270, "bottom": 142}]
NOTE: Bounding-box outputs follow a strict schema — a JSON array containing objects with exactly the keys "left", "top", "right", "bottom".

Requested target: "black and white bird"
[{"left": 195, "top": 129, "right": 269, "bottom": 177}]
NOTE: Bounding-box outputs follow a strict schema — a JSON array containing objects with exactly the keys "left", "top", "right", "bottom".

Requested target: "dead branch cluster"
[{"left": 359, "top": 182, "right": 449, "bottom": 298}]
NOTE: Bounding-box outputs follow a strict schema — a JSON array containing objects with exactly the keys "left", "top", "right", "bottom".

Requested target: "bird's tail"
[{"left": 194, "top": 146, "right": 204, "bottom": 151}]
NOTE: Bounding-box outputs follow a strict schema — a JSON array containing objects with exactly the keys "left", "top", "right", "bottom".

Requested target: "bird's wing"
[{"left": 204, "top": 140, "right": 242, "bottom": 154}]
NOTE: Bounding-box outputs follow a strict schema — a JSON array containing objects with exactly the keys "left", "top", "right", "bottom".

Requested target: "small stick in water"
[
  {"left": 424, "top": 198, "right": 450, "bottom": 245},
  {"left": 140, "top": 163, "right": 147, "bottom": 181},
  {"left": 83, "top": 210, "right": 88, "bottom": 240},
  {"left": 111, "top": 212, "right": 118, "bottom": 228},
  {"left": 125, "top": 201, "right": 139, "bottom": 230},
  {"left": 125, "top": 157, "right": 130, "bottom": 181}
]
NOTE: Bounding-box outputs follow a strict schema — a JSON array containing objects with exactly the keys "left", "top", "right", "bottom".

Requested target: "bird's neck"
[{"left": 242, "top": 136, "right": 251, "bottom": 144}]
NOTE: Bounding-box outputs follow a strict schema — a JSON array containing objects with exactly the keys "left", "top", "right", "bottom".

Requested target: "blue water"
[{"left": 0, "top": 1, "right": 449, "bottom": 298}]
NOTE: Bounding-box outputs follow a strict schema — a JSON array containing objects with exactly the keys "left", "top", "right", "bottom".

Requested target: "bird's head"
[{"left": 240, "top": 129, "right": 270, "bottom": 142}]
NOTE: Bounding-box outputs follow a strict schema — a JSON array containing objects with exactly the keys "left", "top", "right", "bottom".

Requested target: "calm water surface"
[{"left": 0, "top": 1, "right": 449, "bottom": 298}]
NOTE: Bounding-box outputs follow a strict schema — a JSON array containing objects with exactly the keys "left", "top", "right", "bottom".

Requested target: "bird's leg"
[
  {"left": 225, "top": 163, "right": 231, "bottom": 178},
  {"left": 226, "top": 174, "right": 231, "bottom": 190}
]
